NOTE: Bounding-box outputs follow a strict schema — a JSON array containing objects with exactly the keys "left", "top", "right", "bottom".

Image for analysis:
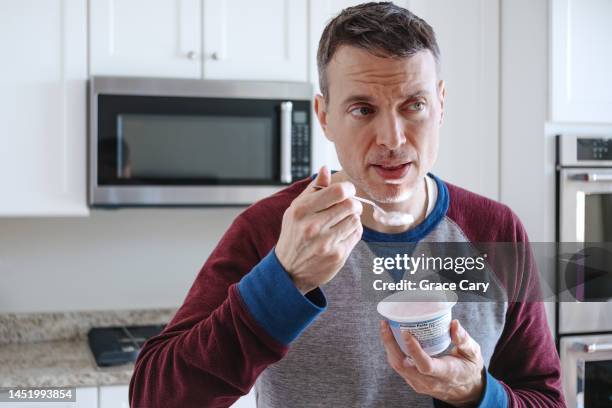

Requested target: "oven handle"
[
  {"left": 280, "top": 101, "right": 293, "bottom": 184},
  {"left": 574, "top": 341, "right": 612, "bottom": 353},
  {"left": 569, "top": 172, "right": 612, "bottom": 182}
]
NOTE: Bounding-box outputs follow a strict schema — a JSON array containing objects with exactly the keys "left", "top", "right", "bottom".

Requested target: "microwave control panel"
[{"left": 291, "top": 110, "right": 311, "bottom": 180}]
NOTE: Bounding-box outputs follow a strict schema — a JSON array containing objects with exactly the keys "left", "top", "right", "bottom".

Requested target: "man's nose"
[{"left": 375, "top": 113, "right": 406, "bottom": 150}]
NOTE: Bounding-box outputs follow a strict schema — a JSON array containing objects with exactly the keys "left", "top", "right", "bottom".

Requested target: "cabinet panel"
[
  {"left": 90, "top": 0, "right": 202, "bottom": 78},
  {"left": 203, "top": 0, "right": 307, "bottom": 81},
  {"left": 551, "top": 0, "right": 612, "bottom": 123},
  {"left": 98, "top": 385, "right": 129, "bottom": 408},
  {"left": 0, "top": 0, "right": 88, "bottom": 216}
]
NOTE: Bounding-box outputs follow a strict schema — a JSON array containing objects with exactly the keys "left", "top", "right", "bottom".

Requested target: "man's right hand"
[{"left": 275, "top": 166, "right": 363, "bottom": 294}]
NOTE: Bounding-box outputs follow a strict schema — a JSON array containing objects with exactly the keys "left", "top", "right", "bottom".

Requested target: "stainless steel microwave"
[{"left": 89, "top": 76, "right": 312, "bottom": 207}]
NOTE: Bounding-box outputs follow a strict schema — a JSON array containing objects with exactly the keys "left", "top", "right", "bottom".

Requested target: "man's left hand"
[{"left": 380, "top": 319, "right": 485, "bottom": 407}]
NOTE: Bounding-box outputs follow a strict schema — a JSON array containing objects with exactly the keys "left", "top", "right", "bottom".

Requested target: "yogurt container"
[{"left": 377, "top": 290, "right": 458, "bottom": 356}]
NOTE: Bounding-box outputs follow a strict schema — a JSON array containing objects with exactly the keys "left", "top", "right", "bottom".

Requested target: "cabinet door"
[
  {"left": 98, "top": 385, "right": 129, "bottom": 408},
  {"left": 202, "top": 0, "right": 307, "bottom": 81},
  {"left": 551, "top": 0, "right": 612, "bottom": 123},
  {"left": 90, "top": 0, "right": 202, "bottom": 78},
  {"left": 0, "top": 0, "right": 88, "bottom": 216}
]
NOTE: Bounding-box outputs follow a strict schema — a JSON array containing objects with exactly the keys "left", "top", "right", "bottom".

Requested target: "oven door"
[
  {"left": 558, "top": 168, "right": 612, "bottom": 334},
  {"left": 561, "top": 334, "right": 612, "bottom": 408}
]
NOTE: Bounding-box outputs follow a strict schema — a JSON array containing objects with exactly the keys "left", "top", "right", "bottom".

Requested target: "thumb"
[
  {"left": 451, "top": 320, "right": 480, "bottom": 360},
  {"left": 311, "top": 165, "right": 331, "bottom": 188}
]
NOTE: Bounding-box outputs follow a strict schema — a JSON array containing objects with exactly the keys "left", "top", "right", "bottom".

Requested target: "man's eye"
[
  {"left": 349, "top": 106, "right": 375, "bottom": 117},
  {"left": 409, "top": 101, "right": 426, "bottom": 111}
]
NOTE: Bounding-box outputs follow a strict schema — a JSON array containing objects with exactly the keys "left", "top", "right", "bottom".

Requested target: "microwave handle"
[{"left": 280, "top": 101, "right": 293, "bottom": 184}]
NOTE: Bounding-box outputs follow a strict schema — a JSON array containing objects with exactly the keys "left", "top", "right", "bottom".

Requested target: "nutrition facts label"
[{"left": 398, "top": 314, "right": 452, "bottom": 348}]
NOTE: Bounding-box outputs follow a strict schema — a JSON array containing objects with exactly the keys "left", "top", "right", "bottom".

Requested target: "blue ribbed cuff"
[
  {"left": 476, "top": 369, "right": 508, "bottom": 408},
  {"left": 237, "top": 249, "right": 327, "bottom": 346}
]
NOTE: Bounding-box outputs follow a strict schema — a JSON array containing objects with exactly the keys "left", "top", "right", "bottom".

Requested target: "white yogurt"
[
  {"left": 377, "top": 291, "right": 458, "bottom": 356},
  {"left": 372, "top": 208, "right": 415, "bottom": 226}
]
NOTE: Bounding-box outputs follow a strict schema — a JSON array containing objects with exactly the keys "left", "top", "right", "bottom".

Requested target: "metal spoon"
[{"left": 312, "top": 185, "right": 415, "bottom": 227}]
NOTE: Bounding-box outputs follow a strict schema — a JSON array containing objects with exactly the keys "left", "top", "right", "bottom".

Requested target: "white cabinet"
[
  {"left": 98, "top": 385, "right": 129, "bottom": 408},
  {"left": 0, "top": 0, "right": 89, "bottom": 216},
  {"left": 90, "top": 0, "right": 308, "bottom": 81},
  {"left": 89, "top": 0, "right": 202, "bottom": 78},
  {"left": 551, "top": 0, "right": 612, "bottom": 123},
  {"left": 203, "top": 0, "right": 307, "bottom": 81},
  {"left": 76, "top": 387, "right": 99, "bottom": 408}
]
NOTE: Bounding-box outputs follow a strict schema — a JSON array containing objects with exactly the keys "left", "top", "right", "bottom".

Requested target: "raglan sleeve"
[
  {"left": 484, "top": 210, "right": 566, "bottom": 407},
  {"left": 129, "top": 210, "right": 327, "bottom": 408}
]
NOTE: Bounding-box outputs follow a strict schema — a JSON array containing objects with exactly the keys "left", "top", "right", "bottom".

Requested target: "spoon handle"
[{"left": 311, "top": 185, "right": 383, "bottom": 212}]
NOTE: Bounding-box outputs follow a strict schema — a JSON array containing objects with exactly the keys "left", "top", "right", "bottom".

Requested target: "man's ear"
[
  {"left": 314, "top": 94, "right": 333, "bottom": 142},
  {"left": 437, "top": 79, "right": 446, "bottom": 126}
]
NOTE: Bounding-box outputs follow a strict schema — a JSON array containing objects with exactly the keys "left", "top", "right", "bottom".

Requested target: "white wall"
[{"left": 0, "top": 209, "right": 241, "bottom": 313}]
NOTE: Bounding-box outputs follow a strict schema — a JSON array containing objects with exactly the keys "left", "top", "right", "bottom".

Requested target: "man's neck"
[{"left": 330, "top": 171, "right": 429, "bottom": 234}]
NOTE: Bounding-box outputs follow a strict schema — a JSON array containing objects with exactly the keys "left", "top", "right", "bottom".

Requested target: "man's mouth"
[{"left": 371, "top": 162, "right": 412, "bottom": 180}]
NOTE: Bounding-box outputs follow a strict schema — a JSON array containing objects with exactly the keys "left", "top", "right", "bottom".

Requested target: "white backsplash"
[{"left": 0, "top": 208, "right": 242, "bottom": 313}]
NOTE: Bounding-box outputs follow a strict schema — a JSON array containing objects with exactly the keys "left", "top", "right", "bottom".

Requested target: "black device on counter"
[{"left": 88, "top": 324, "right": 165, "bottom": 367}]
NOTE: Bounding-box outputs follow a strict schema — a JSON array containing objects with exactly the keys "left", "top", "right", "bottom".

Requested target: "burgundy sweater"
[{"left": 129, "top": 175, "right": 565, "bottom": 408}]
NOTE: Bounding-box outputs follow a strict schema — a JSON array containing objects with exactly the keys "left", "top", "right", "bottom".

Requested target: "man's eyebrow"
[
  {"left": 340, "top": 90, "right": 431, "bottom": 106},
  {"left": 341, "top": 94, "right": 375, "bottom": 106},
  {"left": 403, "top": 90, "right": 430, "bottom": 99}
]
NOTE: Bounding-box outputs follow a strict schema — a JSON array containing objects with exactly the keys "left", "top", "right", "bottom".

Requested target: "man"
[{"left": 130, "top": 3, "right": 565, "bottom": 407}]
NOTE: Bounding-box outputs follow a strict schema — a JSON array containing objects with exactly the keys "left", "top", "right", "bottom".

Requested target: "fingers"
[
  {"left": 309, "top": 182, "right": 357, "bottom": 213},
  {"left": 310, "top": 165, "right": 331, "bottom": 189},
  {"left": 450, "top": 320, "right": 481, "bottom": 362},
  {"left": 379, "top": 321, "right": 407, "bottom": 368},
  {"left": 401, "top": 330, "right": 441, "bottom": 376},
  {"left": 317, "top": 198, "right": 362, "bottom": 232},
  {"left": 325, "top": 212, "right": 361, "bottom": 242},
  {"left": 339, "top": 218, "right": 363, "bottom": 249}
]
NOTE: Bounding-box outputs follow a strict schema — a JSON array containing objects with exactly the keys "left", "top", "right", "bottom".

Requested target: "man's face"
[{"left": 315, "top": 46, "right": 445, "bottom": 203}]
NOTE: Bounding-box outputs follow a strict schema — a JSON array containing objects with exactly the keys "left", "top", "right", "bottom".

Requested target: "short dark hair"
[{"left": 317, "top": 2, "right": 441, "bottom": 100}]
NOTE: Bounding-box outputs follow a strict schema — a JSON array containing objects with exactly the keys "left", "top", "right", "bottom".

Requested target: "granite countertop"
[{"left": 0, "top": 308, "right": 176, "bottom": 388}]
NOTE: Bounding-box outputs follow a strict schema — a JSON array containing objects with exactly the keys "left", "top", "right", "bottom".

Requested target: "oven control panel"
[{"left": 577, "top": 138, "right": 612, "bottom": 161}]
